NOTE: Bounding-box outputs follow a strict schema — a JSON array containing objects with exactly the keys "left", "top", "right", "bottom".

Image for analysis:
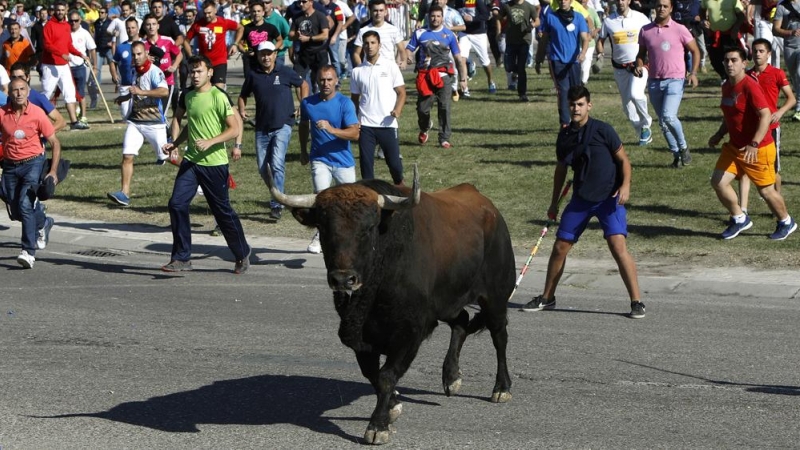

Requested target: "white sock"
[
  {"left": 780, "top": 216, "right": 792, "bottom": 225},
  {"left": 732, "top": 213, "right": 747, "bottom": 224}
]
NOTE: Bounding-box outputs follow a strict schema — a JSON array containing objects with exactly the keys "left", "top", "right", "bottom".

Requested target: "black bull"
[{"left": 266, "top": 165, "right": 515, "bottom": 445}]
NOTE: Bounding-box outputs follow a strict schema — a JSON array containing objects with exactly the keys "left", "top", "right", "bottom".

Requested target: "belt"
[{"left": 5, "top": 153, "right": 44, "bottom": 166}]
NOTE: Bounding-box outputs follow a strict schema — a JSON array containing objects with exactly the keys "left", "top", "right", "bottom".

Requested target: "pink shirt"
[
  {"left": 0, "top": 102, "right": 54, "bottom": 161},
  {"left": 639, "top": 19, "right": 694, "bottom": 80},
  {"left": 144, "top": 37, "right": 181, "bottom": 86}
]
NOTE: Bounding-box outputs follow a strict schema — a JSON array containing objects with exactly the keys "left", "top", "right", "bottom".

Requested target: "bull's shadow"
[{"left": 39, "top": 374, "right": 439, "bottom": 441}]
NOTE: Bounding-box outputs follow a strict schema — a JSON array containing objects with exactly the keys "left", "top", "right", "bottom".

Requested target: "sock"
[
  {"left": 732, "top": 213, "right": 747, "bottom": 224},
  {"left": 741, "top": 208, "right": 748, "bottom": 215},
  {"left": 780, "top": 216, "right": 792, "bottom": 225}
]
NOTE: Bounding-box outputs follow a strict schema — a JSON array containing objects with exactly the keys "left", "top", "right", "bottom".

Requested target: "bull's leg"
[
  {"left": 363, "top": 339, "right": 423, "bottom": 445},
  {"left": 486, "top": 314, "right": 512, "bottom": 403},
  {"left": 356, "top": 351, "right": 403, "bottom": 424},
  {"left": 442, "top": 309, "right": 470, "bottom": 396}
]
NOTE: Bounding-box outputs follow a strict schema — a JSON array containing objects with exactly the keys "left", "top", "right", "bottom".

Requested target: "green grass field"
[{"left": 47, "top": 65, "right": 800, "bottom": 268}]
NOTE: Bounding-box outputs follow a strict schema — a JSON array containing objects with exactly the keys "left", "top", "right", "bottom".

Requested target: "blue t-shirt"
[
  {"left": 300, "top": 92, "right": 358, "bottom": 168},
  {"left": 28, "top": 88, "right": 56, "bottom": 115},
  {"left": 542, "top": 8, "right": 588, "bottom": 64},
  {"left": 407, "top": 27, "right": 461, "bottom": 70},
  {"left": 113, "top": 41, "right": 136, "bottom": 86},
  {"left": 240, "top": 65, "right": 304, "bottom": 130}
]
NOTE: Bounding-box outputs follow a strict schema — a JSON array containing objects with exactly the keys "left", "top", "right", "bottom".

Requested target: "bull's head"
[{"left": 265, "top": 164, "right": 421, "bottom": 292}]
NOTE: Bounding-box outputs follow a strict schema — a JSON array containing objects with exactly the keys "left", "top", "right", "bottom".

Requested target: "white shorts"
[
  {"left": 118, "top": 85, "right": 132, "bottom": 119},
  {"left": 41, "top": 64, "right": 77, "bottom": 103},
  {"left": 123, "top": 122, "right": 168, "bottom": 161},
  {"left": 458, "top": 34, "right": 491, "bottom": 67}
]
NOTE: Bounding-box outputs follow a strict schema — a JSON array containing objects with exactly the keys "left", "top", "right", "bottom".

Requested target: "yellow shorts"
[{"left": 715, "top": 141, "right": 777, "bottom": 187}]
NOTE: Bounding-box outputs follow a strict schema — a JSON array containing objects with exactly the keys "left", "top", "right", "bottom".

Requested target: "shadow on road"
[
  {"left": 617, "top": 359, "right": 800, "bottom": 396},
  {"left": 34, "top": 374, "right": 442, "bottom": 443}
]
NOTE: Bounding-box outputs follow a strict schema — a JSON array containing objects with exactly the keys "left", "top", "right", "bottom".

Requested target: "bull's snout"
[{"left": 328, "top": 270, "right": 362, "bottom": 292}]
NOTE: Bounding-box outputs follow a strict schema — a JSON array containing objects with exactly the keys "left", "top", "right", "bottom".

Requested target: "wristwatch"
[
  {"left": 234, "top": 143, "right": 243, "bottom": 149},
  {"left": 749, "top": 141, "right": 759, "bottom": 148}
]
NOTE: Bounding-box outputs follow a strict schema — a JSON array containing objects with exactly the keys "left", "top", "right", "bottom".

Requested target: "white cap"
[{"left": 257, "top": 41, "right": 277, "bottom": 52}]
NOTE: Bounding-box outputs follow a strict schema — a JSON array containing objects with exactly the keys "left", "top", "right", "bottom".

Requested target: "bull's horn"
[
  {"left": 377, "top": 164, "right": 421, "bottom": 210},
  {"left": 264, "top": 163, "right": 317, "bottom": 208}
]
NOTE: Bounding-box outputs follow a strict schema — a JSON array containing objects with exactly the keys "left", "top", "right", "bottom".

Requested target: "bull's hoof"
[
  {"left": 491, "top": 391, "right": 512, "bottom": 403},
  {"left": 389, "top": 402, "right": 403, "bottom": 423},
  {"left": 364, "top": 427, "right": 391, "bottom": 445},
  {"left": 444, "top": 378, "right": 462, "bottom": 396}
]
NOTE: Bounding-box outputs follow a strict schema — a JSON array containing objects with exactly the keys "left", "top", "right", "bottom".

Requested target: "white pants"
[
  {"left": 613, "top": 66, "right": 652, "bottom": 134},
  {"left": 311, "top": 160, "right": 356, "bottom": 193},
  {"left": 581, "top": 47, "right": 595, "bottom": 84},
  {"left": 458, "top": 33, "right": 491, "bottom": 67},
  {"left": 123, "top": 122, "right": 169, "bottom": 161},
  {"left": 41, "top": 64, "right": 77, "bottom": 103}
]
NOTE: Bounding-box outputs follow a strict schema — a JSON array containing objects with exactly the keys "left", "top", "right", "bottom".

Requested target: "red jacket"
[{"left": 42, "top": 18, "right": 82, "bottom": 66}]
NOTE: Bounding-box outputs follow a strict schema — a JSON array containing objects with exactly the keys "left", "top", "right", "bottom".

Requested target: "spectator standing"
[
  {"left": 238, "top": 40, "right": 308, "bottom": 221},
  {"left": 136, "top": 0, "right": 150, "bottom": 19},
  {"left": 108, "top": 0, "right": 122, "bottom": 18},
  {"left": 42, "top": 2, "right": 90, "bottom": 130},
  {"left": 289, "top": 0, "right": 331, "bottom": 90},
  {"left": 708, "top": 47, "right": 796, "bottom": 241},
  {"left": 160, "top": 55, "right": 251, "bottom": 274},
  {"left": 299, "top": 64, "right": 360, "bottom": 253},
  {"left": 773, "top": 0, "right": 800, "bottom": 120},
  {"left": 69, "top": 9, "right": 97, "bottom": 123},
  {"left": 597, "top": 0, "right": 652, "bottom": 145},
  {"left": 30, "top": 6, "right": 49, "bottom": 70},
  {"left": 521, "top": 85, "right": 645, "bottom": 319},
  {"left": 498, "top": 0, "right": 539, "bottom": 102},
  {"left": 334, "top": 0, "right": 355, "bottom": 77},
  {"left": 352, "top": 0, "right": 407, "bottom": 69},
  {"left": 636, "top": 0, "right": 700, "bottom": 167},
  {"left": 350, "top": 30, "right": 406, "bottom": 185},
  {"left": 184, "top": 0, "right": 242, "bottom": 89},
  {"left": 107, "top": 1, "right": 142, "bottom": 48},
  {"left": 0, "top": 78, "right": 62, "bottom": 269},
  {"left": 320, "top": 0, "right": 345, "bottom": 78},
  {"left": 107, "top": 41, "right": 171, "bottom": 207},
  {"left": 90, "top": 6, "right": 115, "bottom": 109},
  {"left": 406, "top": 5, "right": 467, "bottom": 148},
  {"left": 2, "top": 22, "right": 34, "bottom": 72},
  {"left": 536, "top": 0, "right": 590, "bottom": 127}
]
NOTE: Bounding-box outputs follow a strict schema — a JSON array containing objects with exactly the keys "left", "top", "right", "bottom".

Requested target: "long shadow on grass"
[
  {"left": 35, "top": 374, "right": 442, "bottom": 441},
  {"left": 68, "top": 162, "right": 123, "bottom": 170},
  {"left": 616, "top": 359, "right": 800, "bottom": 396},
  {"left": 626, "top": 203, "right": 721, "bottom": 222},
  {"left": 628, "top": 223, "right": 719, "bottom": 239},
  {"left": 57, "top": 143, "right": 120, "bottom": 152},
  {"left": 479, "top": 158, "right": 555, "bottom": 168},
  {"left": 451, "top": 128, "right": 537, "bottom": 135}
]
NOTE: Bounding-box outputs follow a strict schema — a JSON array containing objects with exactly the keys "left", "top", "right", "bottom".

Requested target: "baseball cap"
[
  {"left": 257, "top": 41, "right": 276, "bottom": 52},
  {"left": 35, "top": 5, "right": 44, "bottom": 11}
]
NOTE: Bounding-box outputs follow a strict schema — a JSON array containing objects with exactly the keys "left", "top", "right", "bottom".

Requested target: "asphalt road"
[{"left": 1, "top": 217, "right": 799, "bottom": 449}]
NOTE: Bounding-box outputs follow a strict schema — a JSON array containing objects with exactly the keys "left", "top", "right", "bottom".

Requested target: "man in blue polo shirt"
[
  {"left": 299, "top": 64, "right": 359, "bottom": 253},
  {"left": 110, "top": 16, "right": 140, "bottom": 118},
  {"left": 536, "top": 0, "right": 589, "bottom": 127},
  {"left": 238, "top": 40, "right": 309, "bottom": 221}
]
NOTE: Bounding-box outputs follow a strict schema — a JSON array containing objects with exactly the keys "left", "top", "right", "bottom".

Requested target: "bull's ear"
[{"left": 291, "top": 208, "right": 318, "bottom": 227}]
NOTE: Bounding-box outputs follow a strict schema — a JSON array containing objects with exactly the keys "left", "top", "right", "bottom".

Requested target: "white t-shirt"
[
  {"left": 335, "top": 0, "right": 354, "bottom": 40},
  {"left": 70, "top": 27, "right": 97, "bottom": 67},
  {"left": 0, "top": 65, "right": 9, "bottom": 88},
  {"left": 599, "top": 9, "right": 650, "bottom": 65},
  {"left": 350, "top": 57, "right": 404, "bottom": 128},
  {"left": 354, "top": 22, "right": 403, "bottom": 62},
  {"left": 107, "top": 15, "right": 143, "bottom": 47}
]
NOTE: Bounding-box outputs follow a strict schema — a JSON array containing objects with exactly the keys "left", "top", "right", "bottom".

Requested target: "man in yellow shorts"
[{"left": 709, "top": 47, "right": 796, "bottom": 240}]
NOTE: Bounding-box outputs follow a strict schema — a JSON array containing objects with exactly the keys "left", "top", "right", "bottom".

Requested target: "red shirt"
[
  {"left": 720, "top": 75, "right": 773, "bottom": 149},
  {"left": 0, "top": 102, "right": 55, "bottom": 161},
  {"left": 186, "top": 16, "right": 238, "bottom": 66},
  {"left": 747, "top": 64, "right": 789, "bottom": 130},
  {"left": 42, "top": 18, "right": 82, "bottom": 66}
]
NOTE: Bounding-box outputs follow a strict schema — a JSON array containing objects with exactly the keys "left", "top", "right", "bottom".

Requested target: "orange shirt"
[
  {"left": 3, "top": 37, "right": 35, "bottom": 72},
  {"left": 0, "top": 102, "right": 54, "bottom": 161}
]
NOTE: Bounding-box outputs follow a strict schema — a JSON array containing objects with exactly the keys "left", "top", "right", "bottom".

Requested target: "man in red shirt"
[
  {"left": 708, "top": 47, "right": 796, "bottom": 241},
  {"left": 738, "top": 38, "right": 796, "bottom": 211},
  {"left": 184, "top": 0, "right": 242, "bottom": 89},
  {"left": 41, "top": 1, "right": 91, "bottom": 130},
  {"left": 0, "top": 78, "right": 63, "bottom": 269}
]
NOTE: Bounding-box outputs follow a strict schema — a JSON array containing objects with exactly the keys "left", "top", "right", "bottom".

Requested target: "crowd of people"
[{"left": 0, "top": 0, "right": 797, "bottom": 317}]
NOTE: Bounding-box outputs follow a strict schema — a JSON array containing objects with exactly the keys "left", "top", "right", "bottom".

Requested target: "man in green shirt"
[{"left": 161, "top": 54, "right": 251, "bottom": 274}]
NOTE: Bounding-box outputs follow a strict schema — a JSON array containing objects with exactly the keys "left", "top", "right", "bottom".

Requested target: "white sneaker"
[
  {"left": 197, "top": 185, "right": 204, "bottom": 196},
  {"left": 307, "top": 231, "right": 322, "bottom": 254},
  {"left": 17, "top": 250, "right": 35, "bottom": 269}
]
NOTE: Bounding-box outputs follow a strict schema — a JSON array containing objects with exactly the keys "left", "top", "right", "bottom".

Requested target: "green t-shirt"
[{"left": 183, "top": 88, "right": 234, "bottom": 166}]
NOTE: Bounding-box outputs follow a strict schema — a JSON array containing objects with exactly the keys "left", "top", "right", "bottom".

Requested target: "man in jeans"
[
  {"left": 299, "top": 65, "right": 359, "bottom": 253},
  {"left": 238, "top": 41, "right": 308, "bottom": 221},
  {"left": 636, "top": 0, "right": 701, "bottom": 168},
  {"left": 0, "top": 78, "right": 62, "bottom": 269}
]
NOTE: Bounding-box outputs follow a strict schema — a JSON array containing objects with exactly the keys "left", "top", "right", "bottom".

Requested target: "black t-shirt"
[
  {"left": 291, "top": 10, "right": 330, "bottom": 53},
  {"left": 243, "top": 21, "right": 281, "bottom": 61},
  {"left": 556, "top": 118, "right": 622, "bottom": 202}
]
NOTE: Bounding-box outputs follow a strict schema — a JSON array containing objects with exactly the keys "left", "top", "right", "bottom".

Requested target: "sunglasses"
[{"left": 71, "top": 19, "right": 81, "bottom": 22}]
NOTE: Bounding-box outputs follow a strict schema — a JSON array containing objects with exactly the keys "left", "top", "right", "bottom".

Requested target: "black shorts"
[{"left": 211, "top": 64, "right": 228, "bottom": 85}]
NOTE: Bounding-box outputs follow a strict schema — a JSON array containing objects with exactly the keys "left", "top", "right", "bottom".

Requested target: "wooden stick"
[{"left": 86, "top": 60, "right": 114, "bottom": 124}]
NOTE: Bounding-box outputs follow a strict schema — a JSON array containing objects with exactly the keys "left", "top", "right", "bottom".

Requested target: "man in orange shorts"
[{"left": 709, "top": 47, "right": 797, "bottom": 240}]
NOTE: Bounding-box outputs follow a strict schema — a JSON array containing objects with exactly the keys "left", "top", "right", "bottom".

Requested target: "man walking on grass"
[{"left": 522, "top": 85, "right": 645, "bottom": 319}]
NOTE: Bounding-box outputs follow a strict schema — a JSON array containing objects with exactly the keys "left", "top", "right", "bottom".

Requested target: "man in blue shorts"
[{"left": 521, "top": 85, "right": 645, "bottom": 319}]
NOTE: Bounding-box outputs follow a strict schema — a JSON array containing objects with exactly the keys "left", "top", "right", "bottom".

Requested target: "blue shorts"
[{"left": 556, "top": 195, "right": 628, "bottom": 243}]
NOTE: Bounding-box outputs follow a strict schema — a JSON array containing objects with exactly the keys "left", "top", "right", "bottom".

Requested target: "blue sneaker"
[
  {"left": 467, "top": 59, "right": 476, "bottom": 79},
  {"left": 769, "top": 218, "right": 797, "bottom": 240},
  {"left": 639, "top": 127, "right": 653, "bottom": 146},
  {"left": 107, "top": 190, "right": 131, "bottom": 207},
  {"left": 488, "top": 82, "right": 497, "bottom": 94},
  {"left": 721, "top": 216, "right": 753, "bottom": 240}
]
